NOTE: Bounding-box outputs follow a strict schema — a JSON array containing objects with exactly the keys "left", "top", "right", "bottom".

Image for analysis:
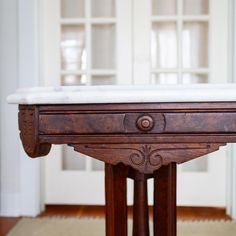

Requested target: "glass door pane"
[
  {"left": 182, "top": 22, "right": 209, "bottom": 68},
  {"left": 91, "top": 24, "right": 116, "bottom": 69},
  {"left": 61, "top": 25, "right": 86, "bottom": 71},
  {"left": 152, "top": 0, "right": 177, "bottom": 16},
  {"left": 91, "top": 75, "right": 116, "bottom": 85},
  {"left": 151, "top": 0, "right": 210, "bottom": 172},
  {"left": 151, "top": 22, "right": 177, "bottom": 69},
  {"left": 92, "top": 159, "right": 104, "bottom": 171},
  {"left": 61, "top": 0, "right": 85, "bottom": 18},
  {"left": 62, "top": 145, "right": 86, "bottom": 171},
  {"left": 62, "top": 74, "right": 87, "bottom": 85},
  {"left": 183, "top": 0, "right": 209, "bottom": 15},
  {"left": 152, "top": 73, "right": 178, "bottom": 84},
  {"left": 61, "top": 0, "right": 117, "bottom": 172},
  {"left": 91, "top": 0, "right": 115, "bottom": 17},
  {"left": 182, "top": 157, "right": 208, "bottom": 172},
  {"left": 182, "top": 73, "right": 208, "bottom": 84}
]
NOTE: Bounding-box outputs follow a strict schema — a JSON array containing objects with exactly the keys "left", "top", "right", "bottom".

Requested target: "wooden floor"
[
  {"left": 40, "top": 205, "right": 232, "bottom": 221},
  {"left": 0, "top": 205, "right": 231, "bottom": 236},
  {"left": 0, "top": 217, "right": 21, "bottom": 236}
]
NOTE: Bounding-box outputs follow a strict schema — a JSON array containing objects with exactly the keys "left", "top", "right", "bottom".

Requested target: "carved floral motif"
[
  {"left": 129, "top": 145, "right": 163, "bottom": 169},
  {"left": 71, "top": 143, "right": 226, "bottom": 174}
]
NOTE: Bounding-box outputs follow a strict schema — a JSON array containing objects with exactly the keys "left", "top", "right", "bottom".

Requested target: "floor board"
[
  {"left": 0, "top": 217, "right": 21, "bottom": 236},
  {"left": 39, "top": 205, "right": 231, "bottom": 221}
]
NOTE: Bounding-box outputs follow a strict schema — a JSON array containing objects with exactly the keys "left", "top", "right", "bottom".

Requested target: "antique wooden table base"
[{"left": 8, "top": 85, "right": 236, "bottom": 236}]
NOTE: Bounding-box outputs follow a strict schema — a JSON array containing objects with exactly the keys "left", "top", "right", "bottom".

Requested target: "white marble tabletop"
[{"left": 7, "top": 84, "right": 236, "bottom": 104}]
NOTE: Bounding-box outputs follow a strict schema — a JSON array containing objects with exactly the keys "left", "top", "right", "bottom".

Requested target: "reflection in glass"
[
  {"left": 152, "top": 23, "right": 177, "bottom": 69},
  {"left": 92, "top": 159, "right": 104, "bottom": 171},
  {"left": 182, "top": 157, "right": 208, "bottom": 172},
  {"left": 182, "top": 22, "right": 208, "bottom": 68},
  {"left": 91, "top": 76, "right": 116, "bottom": 85},
  {"left": 182, "top": 74, "right": 208, "bottom": 84},
  {"left": 91, "top": 0, "right": 115, "bottom": 17},
  {"left": 61, "top": 0, "right": 85, "bottom": 18},
  {"left": 152, "top": 0, "right": 176, "bottom": 16},
  {"left": 61, "top": 25, "right": 86, "bottom": 71},
  {"left": 152, "top": 73, "right": 178, "bottom": 84},
  {"left": 183, "top": 0, "right": 209, "bottom": 15},
  {"left": 92, "top": 24, "right": 116, "bottom": 69},
  {"left": 62, "top": 145, "right": 86, "bottom": 171},
  {"left": 61, "top": 75, "right": 87, "bottom": 85}
]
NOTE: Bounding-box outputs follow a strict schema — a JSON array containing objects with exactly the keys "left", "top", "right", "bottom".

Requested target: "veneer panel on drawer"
[
  {"left": 165, "top": 112, "right": 236, "bottom": 133},
  {"left": 39, "top": 114, "right": 126, "bottom": 134}
]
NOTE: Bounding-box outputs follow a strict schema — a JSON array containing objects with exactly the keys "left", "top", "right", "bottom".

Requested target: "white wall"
[{"left": 0, "top": 0, "right": 42, "bottom": 216}]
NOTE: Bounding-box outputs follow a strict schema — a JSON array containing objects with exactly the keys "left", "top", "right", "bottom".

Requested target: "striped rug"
[{"left": 7, "top": 217, "right": 236, "bottom": 236}]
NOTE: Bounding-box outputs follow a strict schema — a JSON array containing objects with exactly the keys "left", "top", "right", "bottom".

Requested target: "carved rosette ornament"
[
  {"left": 136, "top": 115, "right": 154, "bottom": 131},
  {"left": 19, "top": 105, "right": 51, "bottom": 158},
  {"left": 71, "top": 143, "right": 226, "bottom": 174}
]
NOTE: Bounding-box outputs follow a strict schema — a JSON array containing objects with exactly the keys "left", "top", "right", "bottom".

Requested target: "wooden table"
[{"left": 7, "top": 84, "right": 236, "bottom": 236}]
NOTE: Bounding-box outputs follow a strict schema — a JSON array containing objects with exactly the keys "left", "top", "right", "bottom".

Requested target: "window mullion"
[
  {"left": 177, "top": 0, "right": 183, "bottom": 83},
  {"left": 85, "top": 0, "right": 91, "bottom": 86},
  {"left": 85, "top": 0, "right": 92, "bottom": 172}
]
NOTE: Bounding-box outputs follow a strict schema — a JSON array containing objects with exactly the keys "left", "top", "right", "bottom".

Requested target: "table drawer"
[
  {"left": 39, "top": 112, "right": 236, "bottom": 135},
  {"left": 39, "top": 113, "right": 165, "bottom": 134}
]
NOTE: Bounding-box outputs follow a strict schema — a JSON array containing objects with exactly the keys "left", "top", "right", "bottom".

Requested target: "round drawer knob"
[{"left": 136, "top": 115, "right": 154, "bottom": 131}]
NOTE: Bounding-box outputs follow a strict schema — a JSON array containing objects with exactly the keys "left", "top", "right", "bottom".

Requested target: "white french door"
[
  {"left": 42, "top": 0, "right": 229, "bottom": 206},
  {"left": 43, "top": 0, "right": 134, "bottom": 205}
]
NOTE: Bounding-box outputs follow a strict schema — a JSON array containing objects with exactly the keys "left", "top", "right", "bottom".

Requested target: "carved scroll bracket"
[
  {"left": 19, "top": 106, "right": 51, "bottom": 158},
  {"left": 70, "top": 143, "right": 226, "bottom": 174}
]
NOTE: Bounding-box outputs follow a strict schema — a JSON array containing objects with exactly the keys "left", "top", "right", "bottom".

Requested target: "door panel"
[
  {"left": 149, "top": 0, "right": 228, "bottom": 206},
  {"left": 44, "top": 0, "right": 228, "bottom": 206},
  {"left": 45, "top": 0, "right": 133, "bottom": 205}
]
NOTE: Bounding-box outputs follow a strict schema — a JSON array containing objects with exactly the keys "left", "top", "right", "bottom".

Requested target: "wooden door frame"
[
  {"left": 17, "top": 0, "right": 44, "bottom": 216},
  {"left": 0, "top": 0, "right": 20, "bottom": 216},
  {"left": 0, "top": 0, "right": 43, "bottom": 216}
]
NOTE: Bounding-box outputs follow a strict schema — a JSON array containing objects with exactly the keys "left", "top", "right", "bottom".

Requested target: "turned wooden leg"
[
  {"left": 153, "top": 163, "right": 177, "bottom": 236},
  {"left": 105, "top": 163, "right": 128, "bottom": 236},
  {"left": 132, "top": 172, "right": 150, "bottom": 236}
]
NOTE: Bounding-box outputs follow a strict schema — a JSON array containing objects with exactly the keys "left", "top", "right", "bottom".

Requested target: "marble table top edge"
[{"left": 7, "top": 84, "right": 236, "bottom": 104}]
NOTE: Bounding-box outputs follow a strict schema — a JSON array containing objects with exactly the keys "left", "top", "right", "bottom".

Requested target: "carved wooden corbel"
[
  {"left": 19, "top": 105, "right": 51, "bottom": 157},
  {"left": 70, "top": 143, "right": 226, "bottom": 174}
]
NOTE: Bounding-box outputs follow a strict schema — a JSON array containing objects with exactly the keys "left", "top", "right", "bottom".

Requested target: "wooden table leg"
[
  {"left": 105, "top": 163, "right": 128, "bottom": 236},
  {"left": 132, "top": 172, "right": 150, "bottom": 236},
  {"left": 153, "top": 163, "right": 177, "bottom": 236}
]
